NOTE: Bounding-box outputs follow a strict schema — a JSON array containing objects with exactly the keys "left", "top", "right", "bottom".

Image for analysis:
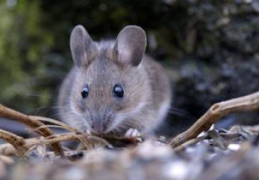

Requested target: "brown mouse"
[{"left": 57, "top": 25, "right": 171, "bottom": 137}]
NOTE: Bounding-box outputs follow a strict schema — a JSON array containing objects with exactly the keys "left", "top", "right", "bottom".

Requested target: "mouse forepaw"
[{"left": 124, "top": 128, "right": 142, "bottom": 142}]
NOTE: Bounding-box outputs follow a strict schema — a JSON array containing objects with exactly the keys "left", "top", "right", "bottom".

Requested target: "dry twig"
[
  {"left": 0, "top": 129, "right": 29, "bottom": 156},
  {"left": 0, "top": 133, "right": 96, "bottom": 156},
  {"left": 0, "top": 104, "right": 64, "bottom": 156},
  {"left": 30, "top": 116, "right": 78, "bottom": 132},
  {"left": 173, "top": 136, "right": 205, "bottom": 152},
  {"left": 171, "top": 91, "right": 259, "bottom": 148},
  {"left": 0, "top": 103, "right": 139, "bottom": 156},
  {"left": 0, "top": 130, "right": 140, "bottom": 156}
]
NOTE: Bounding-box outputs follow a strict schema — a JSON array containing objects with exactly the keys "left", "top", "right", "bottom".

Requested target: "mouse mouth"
[
  {"left": 91, "top": 121, "right": 107, "bottom": 134},
  {"left": 86, "top": 110, "right": 116, "bottom": 134},
  {"left": 89, "top": 116, "right": 114, "bottom": 134}
]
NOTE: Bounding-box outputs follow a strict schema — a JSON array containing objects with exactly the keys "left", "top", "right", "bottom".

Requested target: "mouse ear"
[
  {"left": 114, "top": 25, "right": 147, "bottom": 66},
  {"left": 70, "top": 25, "right": 97, "bottom": 67}
]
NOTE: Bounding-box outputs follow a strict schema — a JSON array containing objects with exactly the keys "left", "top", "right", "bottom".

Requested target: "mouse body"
[{"left": 58, "top": 25, "right": 171, "bottom": 136}]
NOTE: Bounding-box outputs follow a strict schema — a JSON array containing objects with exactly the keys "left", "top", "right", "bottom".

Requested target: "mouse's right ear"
[
  {"left": 114, "top": 25, "right": 147, "bottom": 66},
  {"left": 70, "top": 25, "right": 97, "bottom": 67}
]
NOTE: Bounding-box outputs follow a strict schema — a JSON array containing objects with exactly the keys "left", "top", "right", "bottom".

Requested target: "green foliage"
[{"left": 0, "top": 0, "right": 54, "bottom": 113}]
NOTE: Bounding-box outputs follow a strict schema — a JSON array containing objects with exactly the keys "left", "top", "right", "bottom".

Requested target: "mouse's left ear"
[
  {"left": 114, "top": 25, "right": 147, "bottom": 66},
  {"left": 70, "top": 25, "right": 97, "bottom": 67}
]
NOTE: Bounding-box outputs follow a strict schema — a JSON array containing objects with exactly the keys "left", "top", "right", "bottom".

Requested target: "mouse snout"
[
  {"left": 91, "top": 120, "right": 107, "bottom": 133},
  {"left": 89, "top": 111, "right": 114, "bottom": 134}
]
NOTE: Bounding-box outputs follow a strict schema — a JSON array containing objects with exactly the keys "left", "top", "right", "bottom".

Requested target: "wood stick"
[
  {"left": 30, "top": 116, "right": 78, "bottom": 132},
  {"left": 0, "top": 129, "right": 29, "bottom": 156},
  {"left": 173, "top": 136, "right": 205, "bottom": 152},
  {"left": 0, "top": 104, "right": 64, "bottom": 157},
  {"left": 170, "top": 91, "right": 259, "bottom": 148},
  {"left": 0, "top": 132, "right": 107, "bottom": 156}
]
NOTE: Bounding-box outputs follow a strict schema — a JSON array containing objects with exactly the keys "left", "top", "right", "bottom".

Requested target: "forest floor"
[{"left": 0, "top": 90, "right": 259, "bottom": 180}]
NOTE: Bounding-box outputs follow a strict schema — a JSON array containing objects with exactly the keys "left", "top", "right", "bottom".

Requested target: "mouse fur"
[{"left": 57, "top": 25, "right": 171, "bottom": 136}]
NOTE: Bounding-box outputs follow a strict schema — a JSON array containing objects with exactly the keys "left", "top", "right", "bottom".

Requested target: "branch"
[
  {"left": 0, "top": 104, "right": 64, "bottom": 157},
  {"left": 0, "top": 132, "right": 113, "bottom": 156},
  {"left": 170, "top": 91, "right": 259, "bottom": 148},
  {"left": 0, "top": 129, "right": 29, "bottom": 156}
]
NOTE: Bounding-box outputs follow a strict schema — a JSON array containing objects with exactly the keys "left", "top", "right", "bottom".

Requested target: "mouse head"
[{"left": 69, "top": 25, "right": 149, "bottom": 134}]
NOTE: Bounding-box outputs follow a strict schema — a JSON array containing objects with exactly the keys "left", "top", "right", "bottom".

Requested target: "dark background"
[{"left": 1, "top": 0, "right": 259, "bottom": 137}]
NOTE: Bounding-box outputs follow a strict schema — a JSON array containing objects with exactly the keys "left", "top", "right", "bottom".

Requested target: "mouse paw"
[
  {"left": 124, "top": 128, "right": 142, "bottom": 142},
  {"left": 84, "top": 129, "right": 91, "bottom": 135}
]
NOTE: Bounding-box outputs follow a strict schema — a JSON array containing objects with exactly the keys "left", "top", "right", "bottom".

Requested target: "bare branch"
[
  {"left": 170, "top": 91, "right": 259, "bottom": 148},
  {"left": 0, "top": 104, "right": 64, "bottom": 156},
  {"left": 0, "top": 133, "right": 110, "bottom": 156},
  {"left": 0, "top": 129, "right": 29, "bottom": 156}
]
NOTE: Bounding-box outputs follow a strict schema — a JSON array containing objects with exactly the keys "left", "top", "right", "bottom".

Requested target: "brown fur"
[{"left": 57, "top": 25, "right": 171, "bottom": 135}]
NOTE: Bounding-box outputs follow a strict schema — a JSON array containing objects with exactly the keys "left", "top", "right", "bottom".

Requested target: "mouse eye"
[
  {"left": 113, "top": 84, "right": 124, "bottom": 98},
  {"left": 81, "top": 85, "right": 89, "bottom": 98}
]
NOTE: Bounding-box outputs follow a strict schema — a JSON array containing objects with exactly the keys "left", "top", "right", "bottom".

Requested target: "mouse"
[{"left": 57, "top": 25, "right": 172, "bottom": 137}]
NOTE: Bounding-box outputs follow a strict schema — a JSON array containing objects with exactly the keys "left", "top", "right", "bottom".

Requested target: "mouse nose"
[{"left": 91, "top": 120, "right": 106, "bottom": 133}]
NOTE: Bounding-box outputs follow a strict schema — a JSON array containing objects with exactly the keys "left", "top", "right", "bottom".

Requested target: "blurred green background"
[{"left": 1, "top": 0, "right": 259, "bottom": 135}]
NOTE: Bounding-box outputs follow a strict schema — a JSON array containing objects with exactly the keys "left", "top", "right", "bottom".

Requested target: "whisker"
[
  {"left": 168, "top": 107, "right": 196, "bottom": 121},
  {"left": 25, "top": 93, "right": 51, "bottom": 99},
  {"left": 29, "top": 105, "right": 67, "bottom": 116},
  {"left": 33, "top": 106, "right": 55, "bottom": 115}
]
